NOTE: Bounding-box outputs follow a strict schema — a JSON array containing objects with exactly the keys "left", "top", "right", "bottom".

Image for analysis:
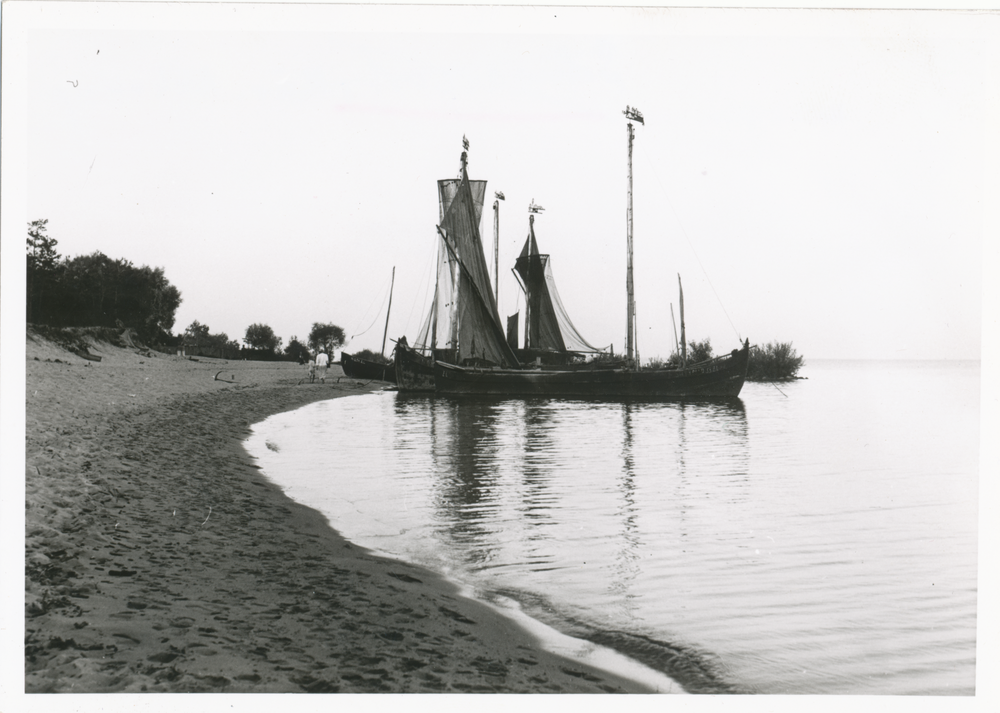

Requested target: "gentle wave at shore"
[
  {"left": 246, "top": 359, "right": 979, "bottom": 695},
  {"left": 24, "top": 339, "right": 661, "bottom": 694}
]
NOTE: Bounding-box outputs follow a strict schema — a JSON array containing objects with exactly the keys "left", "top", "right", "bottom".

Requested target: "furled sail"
[
  {"left": 414, "top": 153, "right": 519, "bottom": 368},
  {"left": 513, "top": 215, "right": 601, "bottom": 354}
]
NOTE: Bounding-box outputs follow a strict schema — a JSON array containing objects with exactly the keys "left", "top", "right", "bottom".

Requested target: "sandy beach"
[{"left": 23, "top": 329, "right": 655, "bottom": 694}]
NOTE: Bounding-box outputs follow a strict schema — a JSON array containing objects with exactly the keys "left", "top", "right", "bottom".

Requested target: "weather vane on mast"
[
  {"left": 623, "top": 105, "right": 644, "bottom": 125},
  {"left": 459, "top": 135, "right": 470, "bottom": 175}
]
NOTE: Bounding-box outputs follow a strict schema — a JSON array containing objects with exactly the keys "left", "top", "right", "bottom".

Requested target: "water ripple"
[{"left": 246, "top": 360, "right": 979, "bottom": 694}]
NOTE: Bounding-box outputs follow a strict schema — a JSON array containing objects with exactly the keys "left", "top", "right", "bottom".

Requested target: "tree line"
[
  {"left": 27, "top": 220, "right": 347, "bottom": 361},
  {"left": 185, "top": 321, "right": 345, "bottom": 362},
  {"left": 27, "top": 220, "right": 181, "bottom": 342}
]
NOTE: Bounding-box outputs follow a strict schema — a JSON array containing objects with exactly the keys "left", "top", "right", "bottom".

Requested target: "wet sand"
[{"left": 23, "top": 331, "right": 656, "bottom": 693}]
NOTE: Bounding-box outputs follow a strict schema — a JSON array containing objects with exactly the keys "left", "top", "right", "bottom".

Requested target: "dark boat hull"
[
  {"left": 434, "top": 341, "right": 750, "bottom": 398},
  {"left": 341, "top": 352, "right": 397, "bottom": 383},
  {"left": 393, "top": 342, "right": 435, "bottom": 392}
]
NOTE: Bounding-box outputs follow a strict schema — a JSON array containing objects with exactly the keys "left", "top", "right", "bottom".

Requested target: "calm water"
[{"left": 245, "top": 360, "right": 979, "bottom": 694}]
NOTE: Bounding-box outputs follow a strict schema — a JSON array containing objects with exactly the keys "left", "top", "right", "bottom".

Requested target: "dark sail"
[
  {"left": 514, "top": 224, "right": 564, "bottom": 351},
  {"left": 506, "top": 313, "right": 519, "bottom": 352},
  {"left": 513, "top": 215, "right": 600, "bottom": 355}
]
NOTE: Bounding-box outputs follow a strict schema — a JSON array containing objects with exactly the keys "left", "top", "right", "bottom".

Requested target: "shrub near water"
[
  {"left": 645, "top": 339, "right": 804, "bottom": 382},
  {"left": 652, "top": 338, "right": 716, "bottom": 369},
  {"left": 747, "top": 341, "right": 804, "bottom": 381}
]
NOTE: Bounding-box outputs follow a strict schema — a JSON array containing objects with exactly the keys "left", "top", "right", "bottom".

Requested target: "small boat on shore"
[{"left": 341, "top": 352, "right": 397, "bottom": 383}]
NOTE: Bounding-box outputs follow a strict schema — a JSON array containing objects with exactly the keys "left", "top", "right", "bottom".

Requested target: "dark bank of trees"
[
  {"left": 27, "top": 220, "right": 346, "bottom": 363},
  {"left": 181, "top": 320, "right": 241, "bottom": 359},
  {"left": 27, "top": 220, "right": 182, "bottom": 343}
]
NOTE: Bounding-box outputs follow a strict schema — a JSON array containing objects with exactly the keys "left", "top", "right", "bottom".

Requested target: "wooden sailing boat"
[
  {"left": 341, "top": 351, "right": 396, "bottom": 383},
  {"left": 342, "top": 267, "right": 397, "bottom": 383},
  {"left": 394, "top": 147, "right": 520, "bottom": 391},
  {"left": 432, "top": 108, "right": 750, "bottom": 397}
]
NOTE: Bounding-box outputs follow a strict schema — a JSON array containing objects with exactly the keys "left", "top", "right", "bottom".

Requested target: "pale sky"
[
  {"left": 3, "top": 7, "right": 1000, "bottom": 712},
  {"left": 4, "top": 4, "right": 998, "bottom": 361}
]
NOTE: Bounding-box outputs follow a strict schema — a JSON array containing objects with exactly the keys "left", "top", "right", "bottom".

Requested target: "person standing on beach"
[{"left": 315, "top": 349, "right": 330, "bottom": 383}]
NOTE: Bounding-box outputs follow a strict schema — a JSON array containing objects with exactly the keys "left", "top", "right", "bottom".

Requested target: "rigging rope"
[
  {"left": 404, "top": 237, "right": 436, "bottom": 337},
  {"left": 640, "top": 152, "right": 743, "bottom": 344},
  {"left": 349, "top": 272, "right": 393, "bottom": 340}
]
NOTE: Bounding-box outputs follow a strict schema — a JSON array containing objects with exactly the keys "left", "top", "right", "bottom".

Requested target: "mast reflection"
[
  {"left": 611, "top": 403, "right": 641, "bottom": 618},
  {"left": 433, "top": 398, "right": 503, "bottom": 567},
  {"left": 391, "top": 394, "right": 749, "bottom": 594}
]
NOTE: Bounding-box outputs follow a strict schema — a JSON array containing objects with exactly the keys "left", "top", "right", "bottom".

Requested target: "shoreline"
[{"left": 24, "top": 333, "right": 659, "bottom": 693}]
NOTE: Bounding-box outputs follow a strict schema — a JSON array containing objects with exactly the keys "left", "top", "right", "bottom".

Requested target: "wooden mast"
[
  {"left": 448, "top": 150, "right": 467, "bottom": 361},
  {"left": 626, "top": 120, "right": 635, "bottom": 362},
  {"left": 430, "top": 264, "right": 438, "bottom": 352},
  {"left": 493, "top": 192, "right": 504, "bottom": 308},
  {"left": 623, "top": 106, "right": 643, "bottom": 363},
  {"left": 670, "top": 303, "right": 679, "bottom": 358},
  {"left": 678, "top": 273, "right": 687, "bottom": 367},
  {"left": 634, "top": 301, "right": 639, "bottom": 366},
  {"left": 524, "top": 213, "right": 537, "bottom": 350},
  {"left": 381, "top": 266, "right": 395, "bottom": 357}
]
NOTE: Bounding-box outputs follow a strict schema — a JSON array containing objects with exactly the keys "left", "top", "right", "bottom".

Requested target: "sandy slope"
[{"left": 23, "top": 331, "right": 654, "bottom": 693}]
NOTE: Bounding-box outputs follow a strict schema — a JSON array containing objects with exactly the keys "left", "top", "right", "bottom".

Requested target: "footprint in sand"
[{"left": 438, "top": 606, "right": 475, "bottom": 625}]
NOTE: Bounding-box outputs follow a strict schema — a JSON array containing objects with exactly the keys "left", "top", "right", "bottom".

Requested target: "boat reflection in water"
[
  {"left": 248, "top": 360, "right": 978, "bottom": 694},
  {"left": 390, "top": 393, "right": 750, "bottom": 692}
]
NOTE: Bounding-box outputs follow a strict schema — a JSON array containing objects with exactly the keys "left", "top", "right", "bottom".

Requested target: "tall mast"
[
  {"left": 525, "top": 213, "right": 535, "bottom": 349},
  {"left": 626, "top": 121, "right": 634, "bottom": 362},
  {"left": 430, "top": 272, "right": 438, "bottom": 352},
  {"left": 381, "top": 266, "right": 395, "bottom": 357},
  {"left": 493, "top": 191, "right": 504, "bottom": 307},
  {"left": 448, "top": 150, "right": 468, "bottom": 357},
  {"left": 678, "top": 273, "right": 687, "bottom": 367},
  {"left": 623, "top": 106, "right": 644, "bottom": 363}
]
